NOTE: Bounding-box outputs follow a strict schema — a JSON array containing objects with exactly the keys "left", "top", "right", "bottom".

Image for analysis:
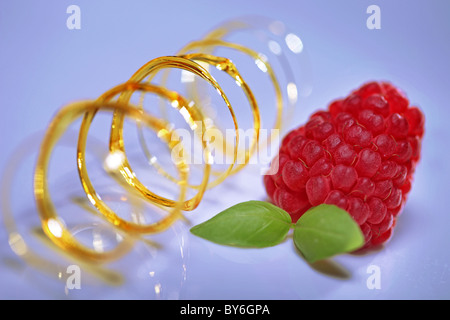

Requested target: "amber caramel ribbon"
[{"left": 28, "top": 18, "right": 299, "bottom": 264}]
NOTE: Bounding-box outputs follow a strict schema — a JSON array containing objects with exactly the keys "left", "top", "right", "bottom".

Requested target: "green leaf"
[
  {"left": 293, "top": 204, "right": 364, "bottom": 263},
  {"left": 190, "top": 200, "right": 292, "bottom": 247}
]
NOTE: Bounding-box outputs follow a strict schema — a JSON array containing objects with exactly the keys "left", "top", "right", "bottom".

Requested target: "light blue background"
[{"left": 0, "top": 0, "right": 449, "bottom": 299}]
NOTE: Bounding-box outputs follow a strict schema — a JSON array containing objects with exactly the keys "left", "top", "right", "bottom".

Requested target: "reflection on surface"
[
  {"left": 268, "top": 20, "right": 285, "bottom": 36},
  {"left": 47, "top": 219, "right": 63, "bottom": 239},
  {"left": 255, "top": 54, "right": 268, "bottom": 73},
  {"left": 268, "top": 40, "right": 282, "bottom": 55},
  {"left": 287, "top": 82, "right": 298, "bottom": 105},
  {"left": 1, "top": 132, "right": 188, "bottom": 298},
  {"left": 8, "top": 232, "right": 27, "bottom": 257},
  {"left": 285, "top": 33, "right": 304, "bottom": 54},
  {"left": 104, "top": 151, "right": 126, "bottom": 172}
]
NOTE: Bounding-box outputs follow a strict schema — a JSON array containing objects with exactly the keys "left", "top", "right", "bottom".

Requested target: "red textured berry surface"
[{"left": 264, "top": 81, "right": 424, "bottom": 249}]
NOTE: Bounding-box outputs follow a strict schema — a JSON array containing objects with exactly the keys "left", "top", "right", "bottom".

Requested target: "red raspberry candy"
[{"left": 264, "top": 81, "right": 424, "bottom": 249}]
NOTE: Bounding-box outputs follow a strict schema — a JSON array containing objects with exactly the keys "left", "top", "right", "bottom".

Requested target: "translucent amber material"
[{"left": 29, "top": 17, "right": 304, "bottom": 263}]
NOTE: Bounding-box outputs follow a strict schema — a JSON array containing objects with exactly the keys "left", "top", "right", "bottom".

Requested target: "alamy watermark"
[
  {"left": 366, "top": 264, "right": 381, "bottom": 290},
  {"left": 66, "top": 5, "right": 381, "bottom": 31},
  {"left": 64, "top": 264, "right": 81, "bottom": 291},
  {"left": 164, "top": 123, "right": 281, "bottom": 175},
  {"left": 367, "top": 5, "right": 381, "bottom": 30},
  {"left": 66, "top": 5, "right": 81, "bottom": 30}
]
